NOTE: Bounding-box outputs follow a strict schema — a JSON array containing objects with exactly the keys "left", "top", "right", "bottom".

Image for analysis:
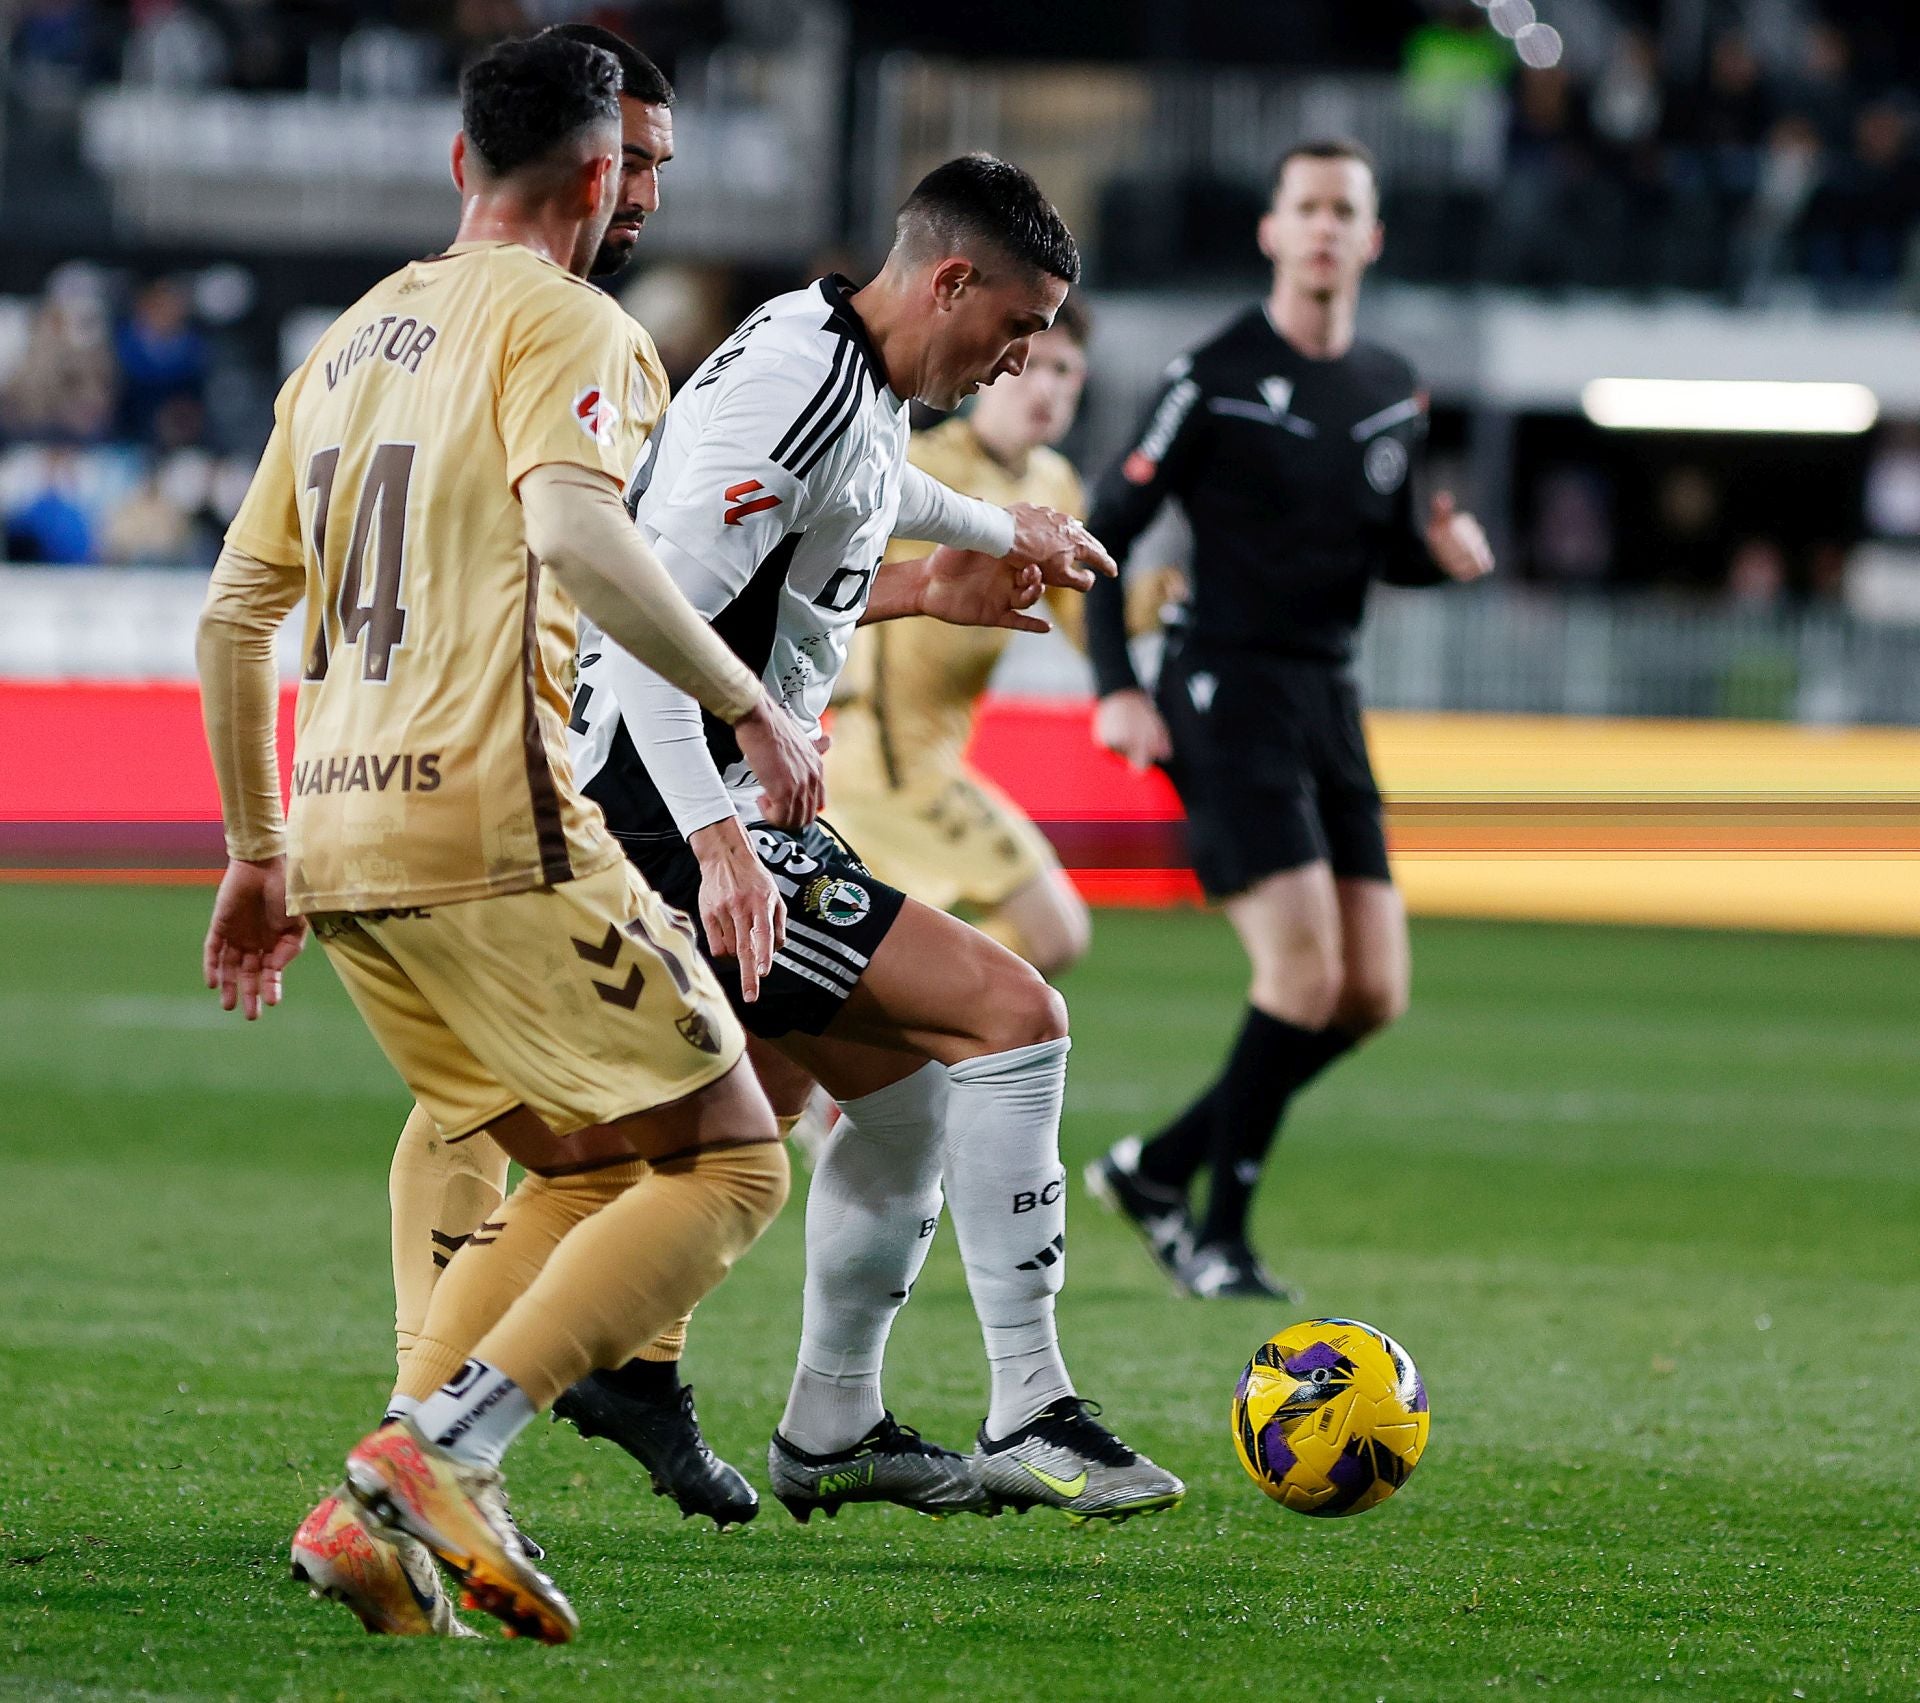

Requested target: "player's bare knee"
[
  {"left": 983, "top": 962, "right": 1070, "bottom": 1052},
  {"left": 1252, "top": 940, "right": 1342, "bottom": 1029},
  {"left": 1334, "top": 976, "right": 1407, "bottom": 1038}
]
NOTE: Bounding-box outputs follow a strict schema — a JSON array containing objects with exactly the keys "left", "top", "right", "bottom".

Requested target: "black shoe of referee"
[
  {"left": 1176, "top": 1239, "right": 1302, "bottom": 1303},
  {"left": 552, "top": 1372, "right": 759, "bottom": 1530},
  {"left": 1084, "top": 1136, "right": 1194, "bottom": 1283}
]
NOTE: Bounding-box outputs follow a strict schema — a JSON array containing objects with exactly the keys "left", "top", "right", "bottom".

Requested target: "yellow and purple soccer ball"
[{"left": 1231, "top": 1318, "right": 1430, "bottom": 1516}]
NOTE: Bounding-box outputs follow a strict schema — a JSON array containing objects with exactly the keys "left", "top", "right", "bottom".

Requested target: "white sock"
[
  {"left": 943, "top": 1037, "right": 1076, "bottom": 1439},
  {"left": 779, "top": 1062, "right": 949, "bottom": 1455},
  {"left": 382, "top": 1392, "right": 420, "bottom": 1425},
  {"left": 412, "top": 1359, "right": 535, "bottom": 1471}
]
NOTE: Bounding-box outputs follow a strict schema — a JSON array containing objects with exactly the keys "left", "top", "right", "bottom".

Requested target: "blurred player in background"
[
  {"left": 1083, "top": 140, "right": 1494, "bottom": 1301},
  {"left": 825, "top": 294, "right": 1095, "bottom": 977},
  {"left": 199, "top": 33, "right": 816, "bottom": 1642}
]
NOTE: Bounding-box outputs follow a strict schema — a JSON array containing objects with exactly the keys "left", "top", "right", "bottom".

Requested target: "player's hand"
[
  {"left": 688, "top": 818, "right": 784, "bottom": 1004},
  {"left": 1426, "top": 493, "right": 1494, "bottom": 583},
  {"left": 1095, "top": 688, "right": 1172, "bottom": 771},
  {"left": 203, "top": 855, "right": 308, "bottom": 1020},
  {"left": 920, "top": 545, "right": 1052, "bottom": 633},
  {"left": 1004, "top": 502, "right": 1117, "bottom": 593},
  {"left": 734, "top": 691, "right": 825, "bottom": 831}
]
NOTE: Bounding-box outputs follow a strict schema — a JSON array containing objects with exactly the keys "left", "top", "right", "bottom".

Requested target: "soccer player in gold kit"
[
  {"left": 827, "top": 297, "right": 1095, "bottom": 975},
  {"left": 196, "top": 34, "right": 819, "bottom": 1643}
]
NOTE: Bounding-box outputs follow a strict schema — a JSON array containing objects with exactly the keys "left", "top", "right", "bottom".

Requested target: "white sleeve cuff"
[{"left": 896, "top": 462, "right": 1016, "bottom": 556}]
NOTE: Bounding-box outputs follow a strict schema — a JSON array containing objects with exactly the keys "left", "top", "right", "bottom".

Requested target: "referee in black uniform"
[{"left": 1082, "top": 140, "right": 1494, "bottom": 1300}]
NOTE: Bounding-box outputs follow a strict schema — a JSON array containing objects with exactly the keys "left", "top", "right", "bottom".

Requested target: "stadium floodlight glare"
[
  {"left": 1581, "top": 378, "right": 1880, "bottom": 435},
  {"left": 1489, "top": 0, "right": 1537, "bottom": 39},
  {"left": 1514, "top": 22, "right": 1564, "bottom": 67}
]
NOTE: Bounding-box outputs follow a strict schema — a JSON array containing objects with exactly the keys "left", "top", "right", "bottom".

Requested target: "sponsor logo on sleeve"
[
  {"left": 723, "top": 478, "right": 783, "bottom": 525},
  {"left": 573, "top": 384, "right": 618, "bottom": 445}
]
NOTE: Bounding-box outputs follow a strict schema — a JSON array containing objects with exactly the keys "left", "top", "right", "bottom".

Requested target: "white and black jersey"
[{"left": 570, "top": 274, "right": 1012, "bottom": 843}]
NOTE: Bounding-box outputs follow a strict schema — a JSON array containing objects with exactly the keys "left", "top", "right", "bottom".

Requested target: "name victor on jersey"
[
  {"left": 322, "top": 314, "right": 440, "bottom": 390},
  {"left": 290, "top": 751, "right": 443, "bottom": 798}
]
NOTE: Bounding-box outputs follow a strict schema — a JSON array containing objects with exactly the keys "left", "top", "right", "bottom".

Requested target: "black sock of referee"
[
  {"left": 1192, "top": 1010, "right": 1356, "bottom": 1250},
  {"left": 1135, "top": 1084, "right": 1220, "bottom": 1191}
]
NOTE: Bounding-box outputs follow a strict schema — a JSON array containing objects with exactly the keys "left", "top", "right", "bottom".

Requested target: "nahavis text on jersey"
[
  {"left": 322, "top": 315, "right": 440, "bottom": 390},
  {"left": 290, "top": 752, "right": 443, "bottom": 797}
]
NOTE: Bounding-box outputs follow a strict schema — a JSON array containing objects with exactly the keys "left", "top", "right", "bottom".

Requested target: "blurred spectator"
[
  {"left": 1865, "top": 423, "right": 1920, "bottom": 539},
  {"left": 4, "top": 449, "right": 95, "bottom": 564},
  {"left": 1530, "top": 466, "right": 1612, "bottom": 585},
  {"left": 1, "top": 294, "right": 115, "bottom": 443},
  {"left": 1805, "top": 102, "right": 1920, "bottom": 294},
  {"left": 1780, "top": 19, "right": 1858, "bottom": 151},
  {"left": 1402, "top": 2, "right": 1509, "bottom": 122},
  {"left": 11, "top": 0, "right": 99, "bottom": 87},
  {"left": 1692, "top": 30, "right": 1773, "bottom": 164},
  {"left": 1588, "top": 28, "right": 1663, "bottom": 154},
  {"left": 1726, "top": 538, "right": 1788, "bottom": 611},
  {"left": 100, "top": 464, "right": 195, "bottom": 565},
  {"left": 122, "top": 0, "right": 230, "bottom": 89},
  {"left": 114, "top": 280, "right": 209, "bottom": 446},
  {"left": 1734, "top": 116, "right": 1827, "bottom": 300}
]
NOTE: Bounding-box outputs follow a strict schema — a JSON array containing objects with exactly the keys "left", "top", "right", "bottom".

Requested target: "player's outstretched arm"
[
  {"left": 864, "top": 546, "right": 1052, "bottom": 633},
  {"left": 196, "top": 541, "right": 309, "bottom": 1017}
]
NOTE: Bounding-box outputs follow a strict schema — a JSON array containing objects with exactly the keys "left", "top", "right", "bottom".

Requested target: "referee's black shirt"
[{"left": 1085, "top": 304, "right": 1444, "bottom": 695}]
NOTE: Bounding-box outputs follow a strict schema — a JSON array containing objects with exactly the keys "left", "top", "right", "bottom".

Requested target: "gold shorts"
[
  {"left": 826, "top": 763, "right": 1059, "bottom": 915},
  {"left": 314, "top": 858, "right": 743, "bottom": 1141}
]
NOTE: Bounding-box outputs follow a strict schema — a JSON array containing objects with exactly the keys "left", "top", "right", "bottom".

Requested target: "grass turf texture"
[{"left": 1, "top": 886, "right": 1916, "bottom": 1701}]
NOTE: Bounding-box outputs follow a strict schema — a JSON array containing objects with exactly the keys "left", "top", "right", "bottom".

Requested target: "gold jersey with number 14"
[{"left": 224, "top": 240, "right": 668, "bottom": 915}]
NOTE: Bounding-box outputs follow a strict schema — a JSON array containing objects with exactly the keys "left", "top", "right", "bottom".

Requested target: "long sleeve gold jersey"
[{"left": 218, "top": 240, "right": 669, "bottom": 914}]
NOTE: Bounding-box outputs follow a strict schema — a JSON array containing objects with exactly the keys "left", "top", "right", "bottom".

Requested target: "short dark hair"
[
  {"left": 1049, "top": 291, "right": 1092, "bottom": 347},
  {"left": 896, "top": 154, "right": 1080, "bottom": 285},
  {"left": 542, "top": 22, "right": 674, "bottom": 108},
  {"left": 1271, "top": 138, "right": 1379, "bottom": 200},
  {"left": 460, "top": 34, "right": 621, "bottom": 178}
]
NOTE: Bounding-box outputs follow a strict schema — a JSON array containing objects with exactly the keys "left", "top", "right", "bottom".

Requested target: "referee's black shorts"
[
  {"left": 616, "top": 819, "right": 907, "bottom": 1040},
  {"left": 1155, "top": 639, "right": 1392, "bottom": 900}
]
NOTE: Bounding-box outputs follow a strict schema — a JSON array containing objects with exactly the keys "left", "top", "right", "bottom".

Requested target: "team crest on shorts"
[
  {"left": 804, "top": 876, "right": 871, "bottom": 928},
  {"left": 677, "top": 1008, "right": 723, "bottom": 1055}
]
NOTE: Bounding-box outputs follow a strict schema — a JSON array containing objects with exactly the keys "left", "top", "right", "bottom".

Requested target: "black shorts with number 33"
[
  {"left": 618, "top": 820, "right": 908, "bottom": 1039},
  {"left": 1156, "top": 637, "right": 1393, "bottom": 899}
]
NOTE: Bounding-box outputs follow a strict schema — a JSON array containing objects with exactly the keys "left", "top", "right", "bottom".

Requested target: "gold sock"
[
  {"left": 475, "top": 1142, "right": 789, "bottom": 1411},
  {"left": 775, "top": 1112, "right": 803, "bottom": 1141},
  {"left": 634, "top": 1313, "right": 690, "bottom": 1363},
  {"left": 397, "top": 1159, "right": 646, "bottom": 1403},
  {"left": 389, "top": 1105, "right": 509, "bottom": 1375}
]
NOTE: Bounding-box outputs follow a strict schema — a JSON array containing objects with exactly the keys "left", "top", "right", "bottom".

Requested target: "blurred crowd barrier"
[
  {"left": 14, "top": 569, "right": 1920, "bottom": 725},
  {"left": 6, "top": 679, "right": 1917, "bottom": 936}
]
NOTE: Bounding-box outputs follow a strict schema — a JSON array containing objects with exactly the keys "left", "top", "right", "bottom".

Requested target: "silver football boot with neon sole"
[{"left": 973, "top": 1397, "right": 1185, "bottom": 1524}]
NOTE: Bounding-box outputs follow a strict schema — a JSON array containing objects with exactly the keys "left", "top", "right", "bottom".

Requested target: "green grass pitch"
[{"left": 2, "top": 883, "right": 1917, "bottom": 1700}]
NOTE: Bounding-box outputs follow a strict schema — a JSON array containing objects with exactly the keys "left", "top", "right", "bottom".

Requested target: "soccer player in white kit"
[{"left": 572, "top": 156, "right": 1186, "bottom": 1524}]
